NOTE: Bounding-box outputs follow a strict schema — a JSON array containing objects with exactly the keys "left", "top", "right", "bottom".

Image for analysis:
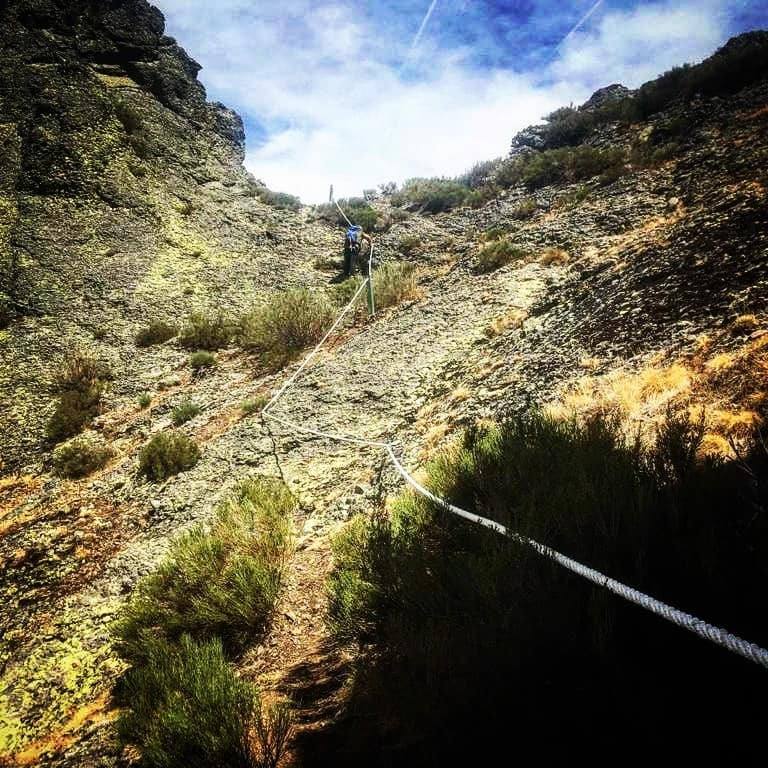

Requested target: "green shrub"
[
  {"left": 316, "top": 198, "right": 379, "bottom": 231},
  {"left": 135, "top": 321, "right": 178, "bottom": 348},
  {"left": 138, "top": 431, "right": 200, "bottom": 481},
  {"left": 325, "top": 410, "right": 768, "bottom": 760},
  {"left": 498, "top": 146, "right": 626, "bottom": 190},
  {"left": 137, "top": 392, "right": 152, "bottom": 409},
  {"left": 541, "top": 106, "right": 595, "bottom": 148},
  {"left": 398, "top": 235, "right": 422, "bottom": 255},
  {"left": 46, "top": 350, "right": 109, "bottom": 443},
  {"left": 511, "top": 196, "right": 538, "bottom": 219},
  {"left": 52, "top": 433, "right": 114, "bottom": 479},
  {"left": 255, "top": 187, "right": 302, "bottom": 211},
  {"left": 113, "top": 476, "right": 294, "bottom": 661},
  {"left": 171, "top": 398, "right": 202, "bottom": 426},
  {"left": 476, "top": 238, "right": 527, "bottom": 273},
  {"left": 557, "top": 185, "right": 590, "bottom": 207},
  {"left": 241, "top": 395, "right": 269, "bottom": 415},
  {"left": 455, "top": 158, "right": 503, "bottom": 189},
  {"left": 117, "top": 635, "right": 291, "bottom": 768},
  {"left": 391, "top": 178, "right": 469, "bottom": 213},
  {"left": 482, "top": 225, "right": 509, "bottom": 242},
  {"left": 238, "top": 289, "right": 333, "bottom": 371},
  {"left": 372, "top": 263, "right": 419, "bottom": 309},
  {"left": 114, "top": 100, "right": 143, "bottom": 135},
  {"left": 190, "top": 351, "right": 217, "bottom": 372},
  {"left": 179, "top": 312, "right": 233, "bottom": 351}
]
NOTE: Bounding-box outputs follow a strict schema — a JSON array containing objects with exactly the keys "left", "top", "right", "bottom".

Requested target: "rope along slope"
[{"left": 262, "top": 206, "right": 768, "bottom": 670}]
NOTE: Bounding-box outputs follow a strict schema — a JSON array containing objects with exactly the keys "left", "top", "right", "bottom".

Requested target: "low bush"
[
  {"left": 171, "top": 398, "right": 202, "bottom": 426},
  {"left": 498, "top": 146, "right": 626, "bottom": 190},
  {"left": 138, "top": 431, "right": 200, "bottom": 481},
  {"left": 511, "top": 196, "right": 538, "bottom": 219},
  {"left": 398, "top": 235, "right": 422, "bottom": 256},
  {"left": 238, "top": 289, "right": 333, "bottom": 371},
  {"left": 190, "top": 351, "right": 217, "bottom": 372},
  {"left": 113, "top": 476, "right": 294, "bottom": 661},
  {"left": 325, "top": 410, "right": 768, "bottom": 760},
  {"left": 482, "top": 225, "right": 509, "bottom": 242},
  {"left": 137, "top": 392, "right": 152, "bottom": 409},
  {"left": 135, "top": 321, "right": 178, "bottom": 348},
  {"left": 117, "top": 635, "right": 292, "bottom": 768},
  {"left": 315, "top": 198, "right": 379, "bottom": 231},
  {"left": 455, "top": 158, "right": 503, "bottom": 189},
  {"left": 391, "top": 178, "right": 470, "bottom": 214},
  {"left": 52, "top": 433, "right": 114, "bottom": 478},
  {"left": 256, "top": 188, "right": 302, "bottom": 212},
  {"left": 241, "top": 395, "right": 269, "bottom": 415},
  {"left": 179, "top": 311, "right": 233, "bottom": 351},
  {"left": 539, "top": 247, "right": 570, "bottom": 266},
  {"left": 476, "top": 238, "right": 527, "bottom": 273},
  {"left": 372, "top": 263, "right": 419, "bottom": 309},
  {"left": 46, "top": 350, "right": 109, "bottom": 443}
]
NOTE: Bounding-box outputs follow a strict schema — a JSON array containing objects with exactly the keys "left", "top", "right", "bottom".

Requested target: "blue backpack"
[{"left": 346, "top": 226, "right": 362, "bottom": 246}]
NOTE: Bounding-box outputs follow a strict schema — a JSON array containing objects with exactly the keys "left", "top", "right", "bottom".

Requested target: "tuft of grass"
[
  {"left": 511, "top": 196, "right": 538, "bottom": 219},
  {"left": 46, "top": 350, "right": 110, "bottom": 443},
  {"left": 138, "top": 431, "right": 200, "bottom": 481},
  {"left": 539, "top": 247, "right": 570, "bottom": 266},
  {"left": 113, "top": 476, "right": 294, "bottom": 661},
  {"left": 137, "top": 392, "right": 152, "bottom": 409},
  {"left": 135, "top": 321, "right": 178, "bottom": 348},
  {"left": 476, "top": 238, "right": 528, "bottom": 273},
  {"left": 241, "top": 395, "right": 269, "bottom": 415},
  {"left": 398, "top": 235, "right": 422, "bottom": 256},
  {"left": 190, "top": 351, "right": 217, "bottom": 372},
  {"left": 116, "top": 635, "right": 292, "bottom": 768},
  {"left": 371, "top": 262, "right": 419, "bottom": 309},
  {"left": 179, "top": 312, "right": 233, "bottom": 351},
  {"left": 238, "top": 289, "right": 333, "bottom": 371},
  {"left": 171, "top": 398, "right": 202, "bottom": 426},
  {"left": 52, "top": 433, "right": 114, "bottom": 479}
]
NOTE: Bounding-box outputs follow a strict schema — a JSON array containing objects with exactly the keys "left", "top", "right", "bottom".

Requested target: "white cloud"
[
  {"left": 153, "top": 0, "right": 733, "bottom": 203},
  {"left": 552, "top": 0, "right": 728, "bottom": 88}
]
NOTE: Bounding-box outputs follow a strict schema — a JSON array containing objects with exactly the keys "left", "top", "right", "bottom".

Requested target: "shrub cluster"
[
  {"left": 498, "top": 146, "right": 626, "bottom": 190},
  {"left": 113, "top": 477, "right": 295, "bottom": 767},
  {"left": 315, "top": 198, "right": 379, "bottom": 232},
  {"left": 138, "top": 430, "right": 200, "bottom": 481},
  {"left": 476, "top": 238, "right": 527, "bottom": 273},
  {"left": 171, "top": 398, "right": 202, "bottom": 426},
  {"left": 135, "top": 320, "right": 178, "bottom": 348},
  {"left": 114, "top": 476, "right": 294, "bottom": 660},
  {"left": 390, "top": 178, "right": 470, "bottom": 214},
  {"left": 46, "top": 350, "right": 109, "bottom": 443},
  {"left": 511, "top": 196, "right": 538, "bottom": 219},
  {"left": 326, "top": 410, "right": 768, "bottom": 760},
  {"left": 52, "top": 433, "right": 114, "bottom": 479},
  {"left": 371, "top": 262, "right": 419, "bottom": 309},
  {"left": 253, "top": 186, "right": 302, "bottom": 211},
  {"left": 179, "top": 311, "right": 233, "bottom": 351},
  {"left": 190, "top": 350, "right": 217, "bottom": 372},
  {"left": 238, "top": 289, "right": 333, "bottom": 371}
]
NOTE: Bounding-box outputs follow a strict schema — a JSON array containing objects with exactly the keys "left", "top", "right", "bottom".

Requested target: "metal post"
[
  {"left": 329, "top": 184, "right": 334, "bottom": 203},
  {"left": 367, "top": 243, "right": 375, "bottom": 316}
]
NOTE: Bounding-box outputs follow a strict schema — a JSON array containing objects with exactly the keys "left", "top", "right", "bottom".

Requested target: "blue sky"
[{"left": 152, "top": 0, "right": 767, "bottom": 202}]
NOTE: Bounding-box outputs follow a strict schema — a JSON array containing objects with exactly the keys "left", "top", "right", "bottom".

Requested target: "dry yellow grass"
[
  {"left": 484, "top": 309, "right": 527, "bottom": 338},
  {"left": 539, "top": 247, "right": 570, "bottom": 266},
  {"left": 731, "top": 314, "right": 760, "bottom": 335}
]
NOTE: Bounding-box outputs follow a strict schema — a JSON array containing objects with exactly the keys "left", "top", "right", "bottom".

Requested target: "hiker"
[{"left": 343, "top": 225, "right": 372, "bottom": 277}]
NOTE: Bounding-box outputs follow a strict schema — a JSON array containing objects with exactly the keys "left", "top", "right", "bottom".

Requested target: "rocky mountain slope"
[{"left": 1, "top": 2, "right": 767, "bottom": 764}]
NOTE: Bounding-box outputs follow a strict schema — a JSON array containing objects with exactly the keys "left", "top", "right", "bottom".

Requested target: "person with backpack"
[{"left": 343, "top": 224, "right": 372, "bottom": 277}]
